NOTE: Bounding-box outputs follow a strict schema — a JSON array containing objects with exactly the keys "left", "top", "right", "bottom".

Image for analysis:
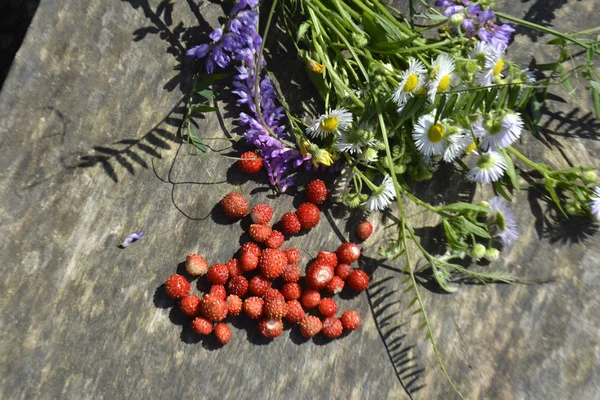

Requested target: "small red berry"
[
  {"left": 209, "top": 285, "right": 227, "bottom": 300},
  {"left": 347, "top": 270, "right": 369, "bottom": 292},
  {"left": 180, "top": 295, "right": 201, "bottom": 318},
  {"left": 296, "top": 202, "right": 320, "bottom": 230},
  {"left": 305, "top": 261, "right": 334, "bottom": 291},
  {"left": 237, "top": 151, "right": 263, "bottom": 174},
  {"left": 265, "top": 230, "right": 285, "bottom": 249},
  {"left": 191, "top": 317, "right": 213, "bottom": 335},
  {"left": 200, "top": 294, "right": 228, "bottom": 322},
  {"left": 281, "top": 283, "right": 302, "bottom": 301},
  {"left": 280, "top": 212, "right": 301, "bottom": 235},
  {"left": 226, "top": 258, "right": 242, "bottom": 277},
  {"left": 318, "top": 298, "right": 338, "bottom": 317},
  {"left": 264, "top": 298, "right": 287, "bottom": 319},
  {"left": 355, "top": 220, "right": 373, "bottom": 241},
  {"left": 243, "top": 297, "right": 264, "bottom": 319},
  {"left": 165, "top": 274, "right": 190, "bottom": 300},
  {"left": 316, "top": 251, "right": 338, "bottom": 268},
  {"left": 214, "top": 323, "right": 231, "bottom": 344},
  {"left": 221, "top": 192, "right": 249, "bottom": 218},
  {"left": 336, "top": 242, "right": 361, "bottom": 264},
  {"left": 207, "top": 264, "right": 229, "bottom": 285},
  {"left": 248, "top": 275, "right": 272, "bottom": 297},
  {"left": 263, "top": 289, "right": 285, "bottom": 303},
  {"left": 241, "top": 242, "right": 261, "bottom": 257},
  {"left": 258, "top": 249, "right": 287, "bottom": 279},
  {"left": 258, "top": 318, "right": 284, "bottom": 338},
  {"left": 300, "top": 289, "right": 321, "bottom": 309},
  {"left": 283, "top": 248, "right": 301, "bottom": 264},
  {"left": 240, "top": 251, "right": 259, "bottom": 272},
  {"left": 322, "top": 317, "right": 343, "bottom": 339},
  {"left": 299, "top": 315, "right": 322, "bottom": 338},
  {"left": 341, "top": 310, "right": 360, "bottom": 331},
  {"left": 249, "top": 224, "right": 272, "bottom": 243},
  {"left": 285, "top": 300, "right": 305, "bottom": 323},
  {"left": 226, "top": 294, "right": 242, "bottom": 316},
  {"left": 335, "top": 264, "right": 352, "bottom": 280},
  {"left": 227, "top": 275, "right": 249, "bottom": 297},
  {"left": 326, "top": 276, "right": 345, "bottom": 295},
  {"left": 185, "top": 254, "right": 208, "bottom": 276},
  {"left": 281, "top": 264, "right": 301, "bottom": 283},
  {"left": 306, "top": 179, "right": 329, "bottom": 204},
  {"left": 250, "top": 203, "right": 273, "bottom": 225}
]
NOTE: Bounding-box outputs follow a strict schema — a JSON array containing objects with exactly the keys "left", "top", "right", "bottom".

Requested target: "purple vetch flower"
[{"left": 121, "top": 232, "right": 144, "bottom": 247}]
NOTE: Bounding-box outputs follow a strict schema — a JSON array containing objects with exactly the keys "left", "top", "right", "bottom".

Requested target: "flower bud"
[
  {"left": 471, "top": 243, "right": 487, "bottom": 260},
  {"left": 583, "top": 170, "right": 597, "bottom": 183},
  {"left": 484, "top": 248, "right": 500, "bottom": 261},
  {"left": 449, "top": 13, "right": 464, "bottom": 27}
]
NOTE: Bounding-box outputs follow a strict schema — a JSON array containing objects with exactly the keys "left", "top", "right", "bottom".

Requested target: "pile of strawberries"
[{"left": 163, "top": 157, "right": 373, "bottom": 345}]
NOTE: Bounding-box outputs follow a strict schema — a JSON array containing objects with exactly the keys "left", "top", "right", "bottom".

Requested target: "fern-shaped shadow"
[{"left": 512, "top": 0, "right": 575, "bottom": 42}]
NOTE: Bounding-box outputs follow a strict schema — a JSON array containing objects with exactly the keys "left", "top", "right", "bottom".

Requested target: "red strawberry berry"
[
  {"left": 248, "top": 275, "right": 272, "bottom": 297},
  {"left": 300, "top": 289, "right": 321, "bottom": 309},
  {"left": 336, "top": 242, "right": 361, "bottom": 264},
  {"left": 240, "top": 251, "right": 259, "bottom": 272},
  {"left": 227, "top": 276, "right": 249, "bottom": 297},
  {"left": 335, "top": 264, "right": 352, "bottom": 280},
  {"left": 283, "top": 248, "right": 301, "bottom": 264},
  {"left": 326, "top": 276, "right": 345, "bottom": 295},
  {"left": 296, "top": 202, "right": 320, "bottom": 230},
  {"left": 180, "top": 295, "right": 201, "bottom": 318},
  {"left": 263, "top": 289, "right": 285, "bottom": 303},
  {"left": 200, "top": 294, "right": 228, "bottom": 322},
  {"left": 285, "top": 300, "right": 305, "bottom": 323},
  {"left": 191, "top": 317, "right": 213, "bottom": 335},
  {"left": 207, "top": 264, "right": 229, "bottom": 285},
  {"left": 299, "top": 315, "right": 322, "bottom": 338},
  {"left": 209, "top": 285, "right": 227, "bottom": 300},
  {"left": 282, "top": 264, "right": 301, "bottom": 283},
  {"left": 265, "top": 230, "right": 285, "bottom": 249},
  {"left": 226, "top": 258, "right": 242, "bottom": 277},
  {"left": 185, "top": 254, "right": 208, "bottom": 276},
  {"left": 341, "top": 310, "right": 360, "bottom": 331},
  {"left": 243, "top": 297, "right": 264, "bottom": 319},
  {"left": 221, "top": 192, "right": 249, "bottom": 218},
  {"left": 238, "top": 151, "right": 263, "bottom": 174},
  {"left": 214, "top": 323, "right": 231, "bottom": 344},
  {"left": 258, "top": 318, "right": 284, "bottom": 338},
  {"left": 318, "top": 298, "right": 338, "bottom": 317},
  {"left": 281, "top": 283, "right": 302, "bottom": 301},
  {"left": 241, "top": 242, "right": 261, "bottom": 257},
  {"left": 165, "top": 274, "right": 190, "bottom": 300},
  {"left": 306, "top": 179, "right": 329, "bottom": 204},
  {"left": 280, "top": 212, "right": 301, "bottom": 235},
  {"left": 316, "top": 251, "right": 338, "bottom": 268},
  {"left": 250, "top": 203, "right": 273, "bottom": 225},
  {"left": 347, "top": 270, "right": 369, "bottom": 292},
  {"left": 264, "top": 298, "right": 287, "bottom": 319},
  {"left": 322, "top": 317, "right": 343, "bottom": 339},
  {"left": 355, "top": 220, "right": 373, "bottom": 241},
  {"left": 258, "top": 249, "right": 287, "bottom": 279},
  {"left": 305, "top": 261, "right": 334, "bottom": 291},
  {"left": 249, "top": 224, "right": 272, "bottom": 243},
  {"left": 226, "top": 295, "right": 242, "bottom": 316}
]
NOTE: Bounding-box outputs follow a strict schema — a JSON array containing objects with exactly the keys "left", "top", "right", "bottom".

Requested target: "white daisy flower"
[
  {"left": 306, "top": 108, "right": 353, "bottom": 139},
  {"left": 412, "top": 113, "right": 447, "bottom": 157},
  {"left": 590, "top": 186, "right": 600, "bottom": 220},
  {"left": 487, "top": 196, "right": 519, "bottom": 246},
  {"left": 480, "top": 111, "right": 524, "bottom": 151},
  {"left": 442, "top": 133, "right": 468, "bottom": 163},
  {"left": 392, "top": 57, "right": 427, "bottom": 109},
  {"left": 427, "top": 54, "right": 459, "bottom": 102},
  {"left": 366, "top": 175, "right": 396, "bottom": 211},
  {"left": 467, "top": 151, "right": 507, "bottom": 183},
  {"left": 335, "top": 133, "right": 363, "bottom": 154},
  {"left": 469, "top": 41, "right": 490, "bottom": 66},
  {"left": 477, "top": 43, "right": 506, "bottom": 87}
]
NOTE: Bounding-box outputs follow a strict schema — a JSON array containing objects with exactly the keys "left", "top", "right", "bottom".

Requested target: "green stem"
[{"left": 507, "top": 146, "right": 541, "bottom": 171}]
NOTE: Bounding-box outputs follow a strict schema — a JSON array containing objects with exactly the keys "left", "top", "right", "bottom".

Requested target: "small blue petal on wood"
[{"left": 121, "top": 232, "right": 144, "bottom": 247}]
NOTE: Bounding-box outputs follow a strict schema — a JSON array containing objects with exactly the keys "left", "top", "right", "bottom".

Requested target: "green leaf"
[
  {"left": 591, "top": 89, "right": 600, "bottom": 119},
  {"left": 557, "top": 64, "right": 575, "bottom": 94},
  {"left": 414, "top": 13, "right": 448, "bottom": 21},
  {"left": 546, "top": 37, "right": 565, "bottom": 45},
  {"left": 296, "top": 21, "right": 311, "bottom": 43},
  {"left": 440, "top": 202, "right": 490, "bottom": 213},
  {"left": 545, "top": 177, "right": 567, "bottom": 216},
  {"left": 457, "top": 217, "right": 491, "bottom": 239},
  {"left": 502, "top": 151, "right": 520, "bottom": 191},
  {"left": 194, "top": 73, "right": 227, "bottom": 91},
  {"left": 188, "top": 129, "right": 207, "bottom": 152},
  {"left": 195, "top": 89, "right": 215, "bottom": 100},
  {"left": 190, "top": 105, "right": 216, "bottom": 115},
  {"left": 493, "top": 181, "right": 512, "bottom": 201},
  {"left": 496, "top": 85, "right": 510, "bottom": 109},
  {"left": 367, "top": 35, "right": 420, "bottom": 53}
]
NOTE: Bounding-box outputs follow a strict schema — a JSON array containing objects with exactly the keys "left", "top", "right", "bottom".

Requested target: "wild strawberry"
[
  {"left": 335, "top": 264, "right": 352, "bottom": 280},
  {"left": 263, "top": 289, "right": 285, "bottom": 302},
  {"left": 305, "top": 261, "right": 334, "bottom": 291},
  {"left": 299, "top": 315, "right": 322, "bottom": 338},
  {"left": 243, "top": 297, "right": 264, "bottom": 319},
  {"left": 281, "top": 264, "right": 301, "bottom": 283},
  {"left": 316, "top": 251, "right": 338, "bottom": 268},
  {"left": 265, "top": 230, "right": 285, "bottom": 249},
  {"left": 207, "top": 264, "right": 229, "bottom": 285},
  {"left": 306, "top": 179, "right": 329, "bottom": 204},
  {"left": 249, "top": 224, "right": 272, "bottom": 243},
  {"left": 336, "top": 242, "right": 361, "bottom": 264},
  {"left": 250, "top": 203, "right": 273, "bottom": 225},
  {"left": 347, "top": 270, "right": 369, "bottom": 292},
  {"left": 209, "top": 285, "right": 227, "bottom": 300},
  {"left": 283, "top": 247, "right": 301, "bottom": 264},
  {"left": 214, "top": 323, "right": 231, "bottom": 344},
  {"left": 165, "top": 274, "right": 190, "bottom": 300},
  {"left": 258, "top": 318, "right": 284, "bottom": 338},
  {"left": 322, "top": 317, "right": 343, "bottom": 339},
  {"left": 341, "top": 310, "right": 360, "bottom": 331},
  {"left": 258, "top": 249, "right": 287, "bottom": 279},
  {"left": 180, "top": 295, "right": 201, "bottom": 318},
  {"left": 248, "top": 275, "right": 272, "bottom": 297},
  {"left": 227, "top": 276, "right": 248, "bottom": 297},
  {"left": 355, "top": 220, "right": 373, "bottom": 241},
  {"left": 240, "top": 251, "right": 259, "bottom": 272},
  {"left": 238, "top": 151, "right": 263, "bottom": 174},
  {"left": 200, "top": 294, "right": 228, "bottom": 322},
  {"left": 326, "top": 276, "right": 345, "bottom": 295},
  {"left": 191, "top": 317, "right": 213, "bottom": 335},
  {"left": 285, "top": 300, "right": 305, "bottom": 323},
  {"left": 221, "top": 192, "right": 249, "bottom": 218},
  {"left": 264, "top": 298, "right": 287, "bottom": 319},
  {"left": 300, "top": 289, "right": 321, "bottom": 309},
  {"left": 185, "top": 254, "right": 208, "bottom": 276},
  {"left": 280, "top": 212, "right": 301, "bottom": 235},
  {"left": 296, "top": 202, "right": 320, "bottom": 230},
  {"left": 318, "top": 298, "right": 338, "bottom": 317},
  {"left": 241, "top": 242, "right": 261, "bottom": 257},
  {"left": 226, "top": 294, "right": 242, "bottom": 316},
  {"left": 281, "top": 283, "right": 302, "bottom": 301},
  {"left": 226, "top": 258, "right": 242, "bottom": 277}
]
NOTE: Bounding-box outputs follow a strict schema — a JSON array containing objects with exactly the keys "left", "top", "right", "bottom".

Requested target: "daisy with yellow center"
[
  {"left": 476, "top": 42, "right": 506, "bottom": 87},
  {"left": 427, "top": 54, "right": 458, "bottom": 102},
  {"left": 392, "top": 57, "right": 427, "bottom": 109},
  {"left": 412, "top": 113, "right": 447, "bottom": 156},
  {"left": 306, "top": 108, "right": 353, "bottom": 139}
]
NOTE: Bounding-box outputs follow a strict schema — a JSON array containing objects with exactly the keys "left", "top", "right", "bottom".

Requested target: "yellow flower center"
[
  {"left": 437, "top": 75, "right": 451, "bottom": 92},
  {"left": 427, "top": 123, "right": 445, "bottom": 143},
  {"left": 493, "top": 59, "right": 504, "bottom": 77},
  {"left": 403, "top": 73, "right": 419, "bottom": 93},
  {"left": 465, "top": 141, "right": 477, "bottom": 154},
  {"left": 320, "top": 116, "right": 339, "bottom": 132}
]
